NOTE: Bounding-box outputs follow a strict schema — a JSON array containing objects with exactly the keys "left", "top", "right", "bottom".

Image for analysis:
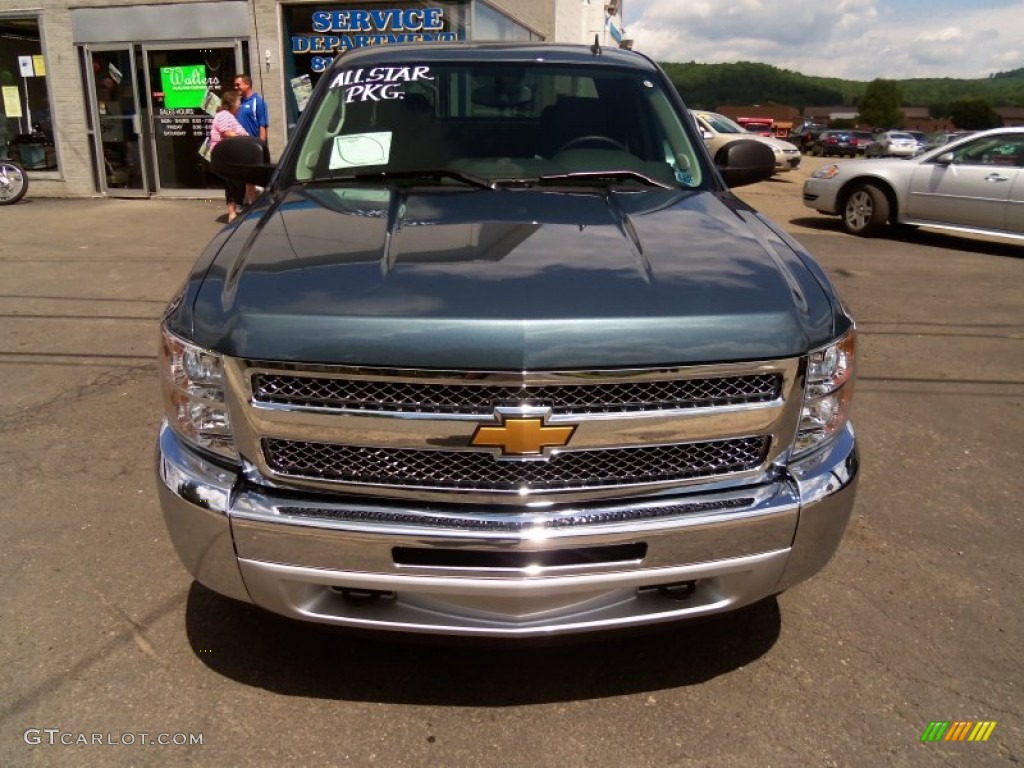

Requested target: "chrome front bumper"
[{"left": 156, "top": 422, "right": 858, "bottom": 636}]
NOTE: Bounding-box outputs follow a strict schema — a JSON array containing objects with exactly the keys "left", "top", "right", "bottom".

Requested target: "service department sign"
[{"left": 292, "top": 6, "right": 463, "bottom": 73}]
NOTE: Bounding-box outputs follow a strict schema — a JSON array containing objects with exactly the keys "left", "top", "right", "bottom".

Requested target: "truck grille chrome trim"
[
  {"left": 274, "top": 497, "right": 755, "bottom": 531},
  {"left": 262, "top": 436, "right": 769, "bottom": 492},
  {"left": 224, "top": 358, "right": 803, "bottom": 503},
  {"left": 251, "top": 372, "right": 782, "bottom": 414}
]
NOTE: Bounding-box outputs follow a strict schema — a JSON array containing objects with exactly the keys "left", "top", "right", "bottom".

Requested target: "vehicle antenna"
[{"left": 591, "top": 34, "right": 602, "bottom": 56}]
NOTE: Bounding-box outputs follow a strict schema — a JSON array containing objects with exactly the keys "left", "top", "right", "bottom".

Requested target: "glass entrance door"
[
  {"left": 84, "top": 45, "right": 149, "bottom": 196},
  {"left": 143, "top": 43, "right": 242, "bottom": 196}
]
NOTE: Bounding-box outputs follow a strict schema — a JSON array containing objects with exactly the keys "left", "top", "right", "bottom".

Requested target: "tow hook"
[
  {"left": 637, "top": 580, "right": 697, "bottom": 601},
  {"left": 331, "top": 586, "right": 396, "bottom": 604}
]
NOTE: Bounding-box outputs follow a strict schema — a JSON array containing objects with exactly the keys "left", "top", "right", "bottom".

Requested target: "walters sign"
[
  {"left": 160, "top": 65, "right": 208, "bottom": 109},
  {"left": 292, "top": 6, "right": 462, "bottom": 73}
]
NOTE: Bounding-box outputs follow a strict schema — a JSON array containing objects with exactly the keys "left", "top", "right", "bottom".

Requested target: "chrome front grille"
[
  {"left": 225, "top": 359, "right": 803, "bottom": 503},
  {"left": 251, "top": 372, "right": 781, "bottom": 414},
  {"left": 263, "top": 436, "right": 770, "bottom": 491}
]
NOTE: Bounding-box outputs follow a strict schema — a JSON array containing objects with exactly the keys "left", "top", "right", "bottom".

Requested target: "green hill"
[{"left": 660, "top": 62, "right": 1024, "bottom": 111}]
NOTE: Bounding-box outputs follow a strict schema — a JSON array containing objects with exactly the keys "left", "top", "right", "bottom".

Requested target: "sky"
[{"left": 623, "top": 0, "right": 1024, "bottom": 81}]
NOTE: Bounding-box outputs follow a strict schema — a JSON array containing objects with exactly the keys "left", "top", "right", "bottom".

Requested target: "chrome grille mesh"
[
  {"left": 251, "top": 372, "right": 781, "bottom": 414},
  {"left": 262, "top": 436, "right": 769, "bottom": 491}
]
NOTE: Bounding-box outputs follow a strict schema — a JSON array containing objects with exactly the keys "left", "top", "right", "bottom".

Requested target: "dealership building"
[{"left": 1, "top": 1, "right": 625, "bottom": 199}]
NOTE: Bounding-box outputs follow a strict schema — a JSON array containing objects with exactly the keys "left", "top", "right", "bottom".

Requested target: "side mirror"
[
  {"left": 934, "top": 151, "right": 954, "bottom": 166},
  {"left": 715, "top": 140, "right": 776, "bottom": 188},
  {"left": 210, "top": 136, "right": 276, "bottom": 186}
]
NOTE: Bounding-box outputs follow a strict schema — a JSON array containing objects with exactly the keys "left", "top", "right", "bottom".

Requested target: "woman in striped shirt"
[{"left": 209, "top": 90, "right": 250, "bottom": 222}]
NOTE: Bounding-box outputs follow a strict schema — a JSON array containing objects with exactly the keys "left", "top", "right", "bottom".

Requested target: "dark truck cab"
[{"left": 157, "top": 42, "right": 857, "bottom": 637}]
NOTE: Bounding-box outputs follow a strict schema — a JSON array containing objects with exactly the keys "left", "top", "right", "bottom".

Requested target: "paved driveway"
[{"left": 1, "top": 185, "right": 1021, "bottom": 766}]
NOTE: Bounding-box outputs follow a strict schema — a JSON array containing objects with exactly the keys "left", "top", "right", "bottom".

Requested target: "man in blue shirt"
[{"left": 233, "top": 73, "right": 269, "bottom": 204}]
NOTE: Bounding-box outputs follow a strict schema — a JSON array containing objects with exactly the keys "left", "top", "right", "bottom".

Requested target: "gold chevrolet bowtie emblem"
[{"left": 471, "top": 417, "right": 576, "bottom": 456}]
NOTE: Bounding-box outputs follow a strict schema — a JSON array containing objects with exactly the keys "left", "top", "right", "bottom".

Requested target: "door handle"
[{"left": 984, "top": 173, "right": 1009, "bottom": 182}]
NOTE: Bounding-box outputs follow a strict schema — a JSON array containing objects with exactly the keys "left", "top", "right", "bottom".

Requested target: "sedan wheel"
[{"left": 842, "top": 183, "right": 889, "bottom": 237}]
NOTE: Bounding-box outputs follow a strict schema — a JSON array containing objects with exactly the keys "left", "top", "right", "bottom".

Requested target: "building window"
[
  {"left": 0, "top": 14, "right": 56, "bottom": 170},
  {"left": 475, "top": 2, "right": 541, "bottom": 41}
]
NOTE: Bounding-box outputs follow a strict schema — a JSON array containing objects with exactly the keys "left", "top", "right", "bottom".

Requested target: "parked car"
[
  {"left": 158, "top": 41, "right": 860, "bottom": 638},
  {"left": 788, "top": 122, "right": 826, "bottom": 153},
  {"left": 803, "top": 127, "right": 1024, "bottom": 239},
  {"left": 850, "top": 131, "right": 875, "bottom": 155},
  {"left": 692, "top": 110, "right": 801, "bottom": 172},
  {"left": 736, "top": 117, "right": 774, "bottom": 136},
  {"left": 921, "top": 131, "right": 973, "bottom": 153},
  {"left": 812, "top": 130, "right": 857, "bottom": 158},
  {"left": 905, "top": 131, "right": 928, "bottom": 154},
  {"left": 865, "top": 131, "right": 919, "bottom": 158}
]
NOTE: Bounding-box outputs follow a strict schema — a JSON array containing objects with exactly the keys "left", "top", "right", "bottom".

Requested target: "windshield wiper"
[
  {"left": 328, "top": 168, "right": 495, "bottom": 189},
  {"left": 534, "top": 170, "right": 673, "bottom": 189}
]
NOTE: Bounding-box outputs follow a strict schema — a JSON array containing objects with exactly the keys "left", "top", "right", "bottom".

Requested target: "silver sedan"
[
  {"left": 864, "top": 131, "right": 920, "bottom": 158},
  {"left": 802, "top": 127, "right": 1024, "bottom": 239}
]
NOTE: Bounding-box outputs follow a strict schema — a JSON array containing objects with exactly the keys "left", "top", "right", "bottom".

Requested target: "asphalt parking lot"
[{"left": 1, "top": 161, "right": 1021, "bottom": 767}]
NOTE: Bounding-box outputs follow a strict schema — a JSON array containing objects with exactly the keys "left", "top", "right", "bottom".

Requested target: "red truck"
[{"left": 736, "top": 117, "right": 775, "bottom": 136}]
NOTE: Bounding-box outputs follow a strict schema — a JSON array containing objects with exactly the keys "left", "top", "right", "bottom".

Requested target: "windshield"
[
  {"left": 695, "top": 112, "right": 746, "bottom": 135},
  {"left": 288, "top": 60, "right": 706, "bottom": 190}
]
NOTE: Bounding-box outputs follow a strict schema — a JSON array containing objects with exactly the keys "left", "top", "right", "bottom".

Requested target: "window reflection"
[
  {"left": 475, "top": 3, "right": 542, "bottom": 41},
  {"left": 0, "top": 15, "right": 56, "bottom": 170},
  {"left": 92, "top": 52, "right": 144, "bottom": 189}
]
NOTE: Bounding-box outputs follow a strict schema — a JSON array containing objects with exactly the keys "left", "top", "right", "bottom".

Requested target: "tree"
[
  {"left": 948, "top": 98, "right": 1002, "bottom": 129},
  {"left": 856, "top": 79, "right": 904, "bottom": 129},
  {"left": 928, "top": 102, "right": 949, "bottom": 119}
]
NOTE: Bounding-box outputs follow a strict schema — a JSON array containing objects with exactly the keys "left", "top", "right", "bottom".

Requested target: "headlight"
[
  {"left": 812, "top": 164, "right": 840, "bottom": 180},
  {"left": 160, "top": 326, "right": 237, "bottom": 460},
  {"left": 794, "top": 330, "right": 856, "bottom": 456}
]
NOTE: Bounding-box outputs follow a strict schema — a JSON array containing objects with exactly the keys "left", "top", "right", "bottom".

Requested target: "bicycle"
[{"left": 0, "top": 156, "right": 28, "bottom": 205}]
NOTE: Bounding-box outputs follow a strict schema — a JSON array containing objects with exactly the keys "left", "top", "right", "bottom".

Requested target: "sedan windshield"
[
  {"left": 289, "top": 61, "right": 706, "bottom": 190},
  {"left": 696, "top": 112, "right": 746, "bottom": 134}
]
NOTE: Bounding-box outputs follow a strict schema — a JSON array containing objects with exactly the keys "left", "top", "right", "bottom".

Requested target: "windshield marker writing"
[{"left": 330, "top": 66, "right": 434, "bottom": 101}]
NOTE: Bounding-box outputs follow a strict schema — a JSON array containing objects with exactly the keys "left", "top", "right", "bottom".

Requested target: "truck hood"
[{"left": 190, "top": 185, "right": 835, "bottom": 368}]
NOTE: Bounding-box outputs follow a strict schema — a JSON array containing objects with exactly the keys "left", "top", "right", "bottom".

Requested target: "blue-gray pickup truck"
[{"left": 157, "top": 41, "right": 858, "bottom": 637}]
